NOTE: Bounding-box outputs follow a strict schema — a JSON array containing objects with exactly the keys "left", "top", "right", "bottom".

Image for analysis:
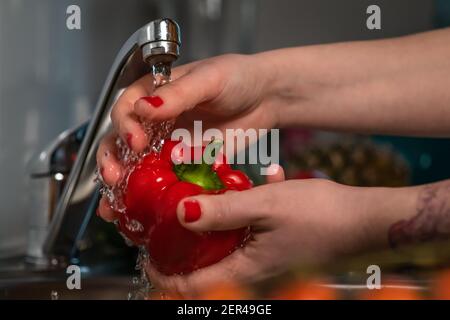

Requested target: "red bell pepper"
[{"left": 117, "top": 139, "right": 252, "bottom": 275}]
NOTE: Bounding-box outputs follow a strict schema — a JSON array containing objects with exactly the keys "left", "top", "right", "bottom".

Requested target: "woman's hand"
[
  {"left": 96, "top": 53, "right": 280, "bottom": 219},
  {"left": 118, "top": 54, "right": 279, "bottom": 151},
  {"left": 144, "top": 169, "right": 393, "bottom": 298}
]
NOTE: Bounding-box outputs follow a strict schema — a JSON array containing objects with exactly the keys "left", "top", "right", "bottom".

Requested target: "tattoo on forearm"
[{"left": 388, "top": 182, "right": 450, "bottom": 248}]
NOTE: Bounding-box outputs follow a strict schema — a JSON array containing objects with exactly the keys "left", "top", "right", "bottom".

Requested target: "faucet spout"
[{"left": 140, "top": 18, "right": 181, "bottom": 66}]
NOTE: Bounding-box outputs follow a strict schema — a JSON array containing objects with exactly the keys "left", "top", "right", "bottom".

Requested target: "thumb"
[
  {"left": 176, "top": 186, "right": 272, "bottom": 233},
  {"left": 265, "top": 164, "right": 285, "bottom": 184}
]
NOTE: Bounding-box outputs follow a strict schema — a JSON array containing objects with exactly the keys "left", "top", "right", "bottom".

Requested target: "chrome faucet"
[{"left": 27, "top": 19, "right": 181, "bottom": 266}]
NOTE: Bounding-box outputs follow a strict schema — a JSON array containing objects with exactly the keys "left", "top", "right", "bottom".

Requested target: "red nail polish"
[
  {"left": 184, "top": 200, "right": 201, "bottom": 223},
  {"left": 142, "top": 96, "right": 164, "bottom": 108},
  {"left": 126, "top": 133, "right": 133, "bottom": 148}
]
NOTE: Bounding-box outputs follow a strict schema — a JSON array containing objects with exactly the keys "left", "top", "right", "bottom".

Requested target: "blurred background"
[{"left": 0, "top": 0, "right": 448, "bottom": 261}]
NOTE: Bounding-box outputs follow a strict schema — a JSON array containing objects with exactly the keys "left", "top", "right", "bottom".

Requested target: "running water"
[
  {"left": 96, "top": 62, "right": 175, "bottom": 299},
  {"left": 127, "top": 248, "right": 153, "bottom": 300},
  {"left": 98, "top": 61, "right": 174, "bottom": 214}
]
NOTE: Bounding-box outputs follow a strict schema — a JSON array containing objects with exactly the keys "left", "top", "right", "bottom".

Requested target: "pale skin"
[{"left": 97, "top": 28, "right": 450, "bottom": 297}]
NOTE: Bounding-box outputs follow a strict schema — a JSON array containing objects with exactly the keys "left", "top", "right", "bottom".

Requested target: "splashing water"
[
  {"left": 95, "top": 62, "right": 175, "bottom": 299},
  {"left": 97, "top": 62, "right": 174, "bottom": 214},
  {"left": 97, "top": 119, "right": 174, "bottom": 214},
  {"left": 127, "top": 248, "right": 154, "bottom": 300}
]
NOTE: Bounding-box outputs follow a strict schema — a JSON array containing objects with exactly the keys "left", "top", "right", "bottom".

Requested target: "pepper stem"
[{"left": 173, "top": 140, "right": 224, "bottom": 190}]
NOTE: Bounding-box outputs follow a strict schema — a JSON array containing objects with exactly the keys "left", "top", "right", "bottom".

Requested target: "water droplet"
[
  {"left": 126, "top": 219, "right": 144, "bottom": 233},
  {"left": 50, "top": 290, "right": 59, "bottom": 300},
  {"left": 50, "top": 259, "right": 57, "bottom": 266}
]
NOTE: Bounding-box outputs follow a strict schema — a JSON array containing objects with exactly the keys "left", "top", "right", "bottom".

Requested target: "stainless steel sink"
[
  {"left": 0, "top": 276, "right": 134, "bottom": 300},
  {"left": 0, "top": 255, "right": 144, "bottom": 300}
]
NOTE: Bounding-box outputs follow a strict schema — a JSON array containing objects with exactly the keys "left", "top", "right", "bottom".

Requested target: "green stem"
[{"left": 173, "top": 140, "right": 224, "bottom": 190}]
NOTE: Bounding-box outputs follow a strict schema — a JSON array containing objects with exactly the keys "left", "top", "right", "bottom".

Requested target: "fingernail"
[
  {"left": 142, "top": 96, "right": 164, "bottom": 108},
  {"left": 266, "top": 163, "right": 280, "bottom": 176},
  {"left": 184, "top": 200, "right": 201, "bottom": 223},
  {"left": 126, "top": 133, "right": 133, "bottom": 148}
]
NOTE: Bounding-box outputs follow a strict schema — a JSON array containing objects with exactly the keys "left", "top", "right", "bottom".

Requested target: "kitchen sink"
[
  {"left": 0, "top": 255, "right": 146, "bottom": 300},
  {"left": 0, "top": 273, "right": 141, "bottom": 300}
]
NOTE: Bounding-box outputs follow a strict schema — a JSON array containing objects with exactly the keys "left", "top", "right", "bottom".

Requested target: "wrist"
[
  {"left": 251, "top": 49, "right": 309, "bottom": 129},
  {"left": 349, "top": 185, "right": 419, "bottom": 251},
  {"left": 252, "top": 46, "right": 341, "bottom": 129}
]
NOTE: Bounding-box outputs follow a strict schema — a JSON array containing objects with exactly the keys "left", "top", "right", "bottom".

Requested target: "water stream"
[{"left": 97, "top": 62, "right": 175, "bottom": 299}]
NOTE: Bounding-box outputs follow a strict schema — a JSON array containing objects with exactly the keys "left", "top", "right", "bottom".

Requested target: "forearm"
[
  {"left": 349, "top": 180, "right": 450, "bottom": 252},
  {"left": 256, "top": 28, "right": 450, "bottom": 136}
]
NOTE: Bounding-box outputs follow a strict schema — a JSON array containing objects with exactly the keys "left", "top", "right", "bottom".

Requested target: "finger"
[
  {"left": 176, "top": 186, "right": 273, "bottom": 232},
  {"left": 265, "top": 164, "right": 285, "bottom": 184},
  {"left": 134, "top": 64, "right": 223, "bottom": 122},
  {"left": 110, "top": 74, "right": 154, "bottom": 152},
  {"left": 170, "top": 60, "right": 202, "bottom": 80},
  {"left": 117, "top": 117, "right": 149, "bottom": 153},
  {"left": 97, "top": 196, "right": 119, "bottom": 222},
  {"left": 109, "top": 62, "right": 197, "bottom": 152},
  {"left": 96, "top": 133, "right": 123, "bottom": 186},
  {"left": 145, "top": 247, "right": 260, "bottom": 298}
]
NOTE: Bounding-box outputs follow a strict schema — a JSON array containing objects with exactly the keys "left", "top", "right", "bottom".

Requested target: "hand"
[
  {"left": 144, "top": 167, "right": 374, "bottom": 298},
  {"left": 96, "top": 54, "right": 279, "bottom": 219}
]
